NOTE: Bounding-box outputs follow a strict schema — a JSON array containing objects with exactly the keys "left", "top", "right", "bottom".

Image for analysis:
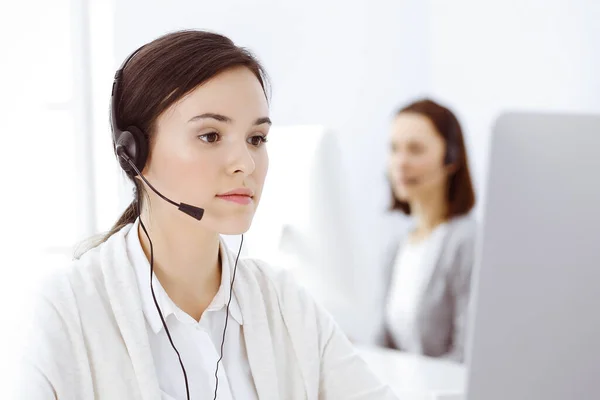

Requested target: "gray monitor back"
[{"left": 466, "top": 112, "right": 600, "bottom": 400}]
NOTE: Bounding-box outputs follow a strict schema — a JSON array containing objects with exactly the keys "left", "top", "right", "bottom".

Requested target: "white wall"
[
  {"left": 112, "top": 0, "right": 429, "bottom": 342},
  {"left": 3, "top": 0, "right": 597, "bottom": 393},
  {"left": 109, "top": 0, "right": 600, "bottom": 342},
  {"left": 427, "top": 0, "right": 600, "bottom": 216}
]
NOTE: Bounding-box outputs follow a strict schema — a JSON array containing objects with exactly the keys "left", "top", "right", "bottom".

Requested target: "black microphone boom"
[
  {"left": 117, "top": 148, "right": 205, "bottom": 221},
  {"left": 178, "top": 203, "right": 205, "bottom": 220}
]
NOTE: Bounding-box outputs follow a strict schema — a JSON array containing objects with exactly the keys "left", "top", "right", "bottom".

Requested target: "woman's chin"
[
  {"left": 216, "top": 219, "right": 254, "bottom": 236},
  {"left": 394, "top": 188, "right": 412, "bottom": 202}
]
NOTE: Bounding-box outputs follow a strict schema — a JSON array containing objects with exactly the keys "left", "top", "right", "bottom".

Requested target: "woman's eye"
[
  {"left": 198, "top": 132, "right": 220, "bottom": 143},
  {"left": 408, "top": 143, "right": 425, "bottom": 154},
  {"left": 248, "top": 135, "right": 268, "bottom": 147}
]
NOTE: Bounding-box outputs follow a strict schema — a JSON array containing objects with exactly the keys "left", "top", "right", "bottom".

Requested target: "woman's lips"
[{"left": 216, "top": 194, "right": 253, "bottom": 205}]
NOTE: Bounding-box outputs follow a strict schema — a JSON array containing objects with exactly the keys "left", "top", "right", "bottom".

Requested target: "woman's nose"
[{"left": 227, "top": 141, "right": 256, "bottom": 176}]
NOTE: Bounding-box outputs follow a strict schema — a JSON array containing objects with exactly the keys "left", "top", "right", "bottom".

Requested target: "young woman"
[
  {"left": 383, "top": 99, "right": 477, "bottom": 363},
  {"left": 20, "top": 30, "right": 397, "bottom": 399}
]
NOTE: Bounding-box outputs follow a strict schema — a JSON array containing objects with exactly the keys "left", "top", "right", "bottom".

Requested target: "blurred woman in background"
[{"left": 382, "top": 98, "right": 477, "bottom": 362}]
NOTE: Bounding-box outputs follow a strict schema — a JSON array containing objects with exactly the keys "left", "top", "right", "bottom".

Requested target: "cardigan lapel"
[
  {"left": 228, "top": 252, "right": 280, "bottom": 399},
  {"left": 101, "top": 225, "right": 162, "bottom": 400},
  {"left": 98, "top": 229, "right": 285, "bottom": 400}
]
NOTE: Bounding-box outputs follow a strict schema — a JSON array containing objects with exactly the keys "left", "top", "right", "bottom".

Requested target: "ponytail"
[
  {"left": 74, "top": 181, "right": 143, "bottom": 258},
  {"left": 103, "top": 201, "right": 138, "bottom": 241}
]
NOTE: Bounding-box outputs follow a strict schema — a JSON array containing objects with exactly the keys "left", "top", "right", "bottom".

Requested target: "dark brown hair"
[
  {"left": 97, "top": 30, "right": 269, "bottom": 248},
  {"left": 389, "top": 98, "right": 475, "bottom": 217}
]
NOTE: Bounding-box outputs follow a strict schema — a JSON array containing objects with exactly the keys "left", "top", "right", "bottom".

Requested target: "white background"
[{"left": 1, "top": 0, "right": 599, "bottom": 394}]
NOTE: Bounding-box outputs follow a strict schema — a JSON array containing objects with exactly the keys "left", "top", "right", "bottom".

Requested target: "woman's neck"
[
  {"left": 409, "top": 187, "right": 449, "bottom": 241},
  {"left": 137, "top": 210, "right": 221, "bottom": 321}
]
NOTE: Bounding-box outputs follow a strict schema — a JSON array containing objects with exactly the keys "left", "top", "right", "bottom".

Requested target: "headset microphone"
[
  {"left": 111, "top": 46, "right": 204, "bottom": 222},
  {"left": 116, "top": 147, "right": 205, "bottom": 221},
  {"left": 404, "top": 170, "right": 441, "bottom": 186},
  {"left": 405, "top": 158, "right": 459, "bottom": 186}
]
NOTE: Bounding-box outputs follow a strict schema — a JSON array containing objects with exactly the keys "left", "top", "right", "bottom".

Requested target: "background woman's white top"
[{"left": 385, "top": 223, "right": 449, "bottom": 354}]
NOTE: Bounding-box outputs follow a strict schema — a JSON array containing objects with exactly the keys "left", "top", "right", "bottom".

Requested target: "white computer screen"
[
  {"left": 466, "top": 112, "right": 600, "bottom": 399},
  {"left": 240, "top": 125, "right": 357, "bottom": 329}
]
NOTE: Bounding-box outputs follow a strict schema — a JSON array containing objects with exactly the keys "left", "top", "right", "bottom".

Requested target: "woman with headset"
[
  {"left": 20, "top": 30, "right": 397, "bottom": 399},
  {"left": 382, "top": 99, "right": 477, "bottom": 363}
]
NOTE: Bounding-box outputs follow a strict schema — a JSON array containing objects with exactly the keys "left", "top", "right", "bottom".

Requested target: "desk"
[{"left": 357, "top": 345, "right": 466, "bottom": 400}]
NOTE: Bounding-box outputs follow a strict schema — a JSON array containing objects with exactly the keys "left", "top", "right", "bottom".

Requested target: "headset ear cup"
[
  {"left": 445, "top": 146, "right": 457, "bottom": 166},
  {"left": 127, "top": 125, "right": 149, "bottom": 172},
  {"left": 115, "top": 127, "right": 148, "bottom": 175}
]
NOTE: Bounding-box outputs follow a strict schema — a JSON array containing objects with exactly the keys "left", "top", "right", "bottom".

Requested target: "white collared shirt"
[
  {"left": 126, "top": 219, "right": 258, "bottom": 400},
  {"left": 385, "top": 223, "right": 449, "bottom": 353}
]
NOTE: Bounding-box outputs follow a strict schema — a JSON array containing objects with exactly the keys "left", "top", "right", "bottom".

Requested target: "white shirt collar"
[{"left": 126, "top": 218, "right": 243, "bottom": 334}]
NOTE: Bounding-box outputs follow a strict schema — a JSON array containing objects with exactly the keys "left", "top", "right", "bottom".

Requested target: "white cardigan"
[{"left": 19, "top": 224, "right": 398, "bottom": 400}]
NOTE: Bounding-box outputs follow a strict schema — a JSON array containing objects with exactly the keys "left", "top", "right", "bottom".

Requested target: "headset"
[
  {"left": 111, "top": 46, "right": 148, "bottom": 178},
  {"left": 111, "top": 44, "right": 241, "bottom": 400},
  {"left": 111, "top": 45, "right": 205, "bottom": 221},
  {"left": 443, "top": 115, "right": 462, "bottom": 167}
]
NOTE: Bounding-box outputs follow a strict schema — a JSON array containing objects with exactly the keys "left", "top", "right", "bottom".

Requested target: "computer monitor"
[
  {"left": 465, "top": 112, "right": 600, "bottom": 399},
  {"left": 241, "top": 125, "right": 357, "bottom": 331}
]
